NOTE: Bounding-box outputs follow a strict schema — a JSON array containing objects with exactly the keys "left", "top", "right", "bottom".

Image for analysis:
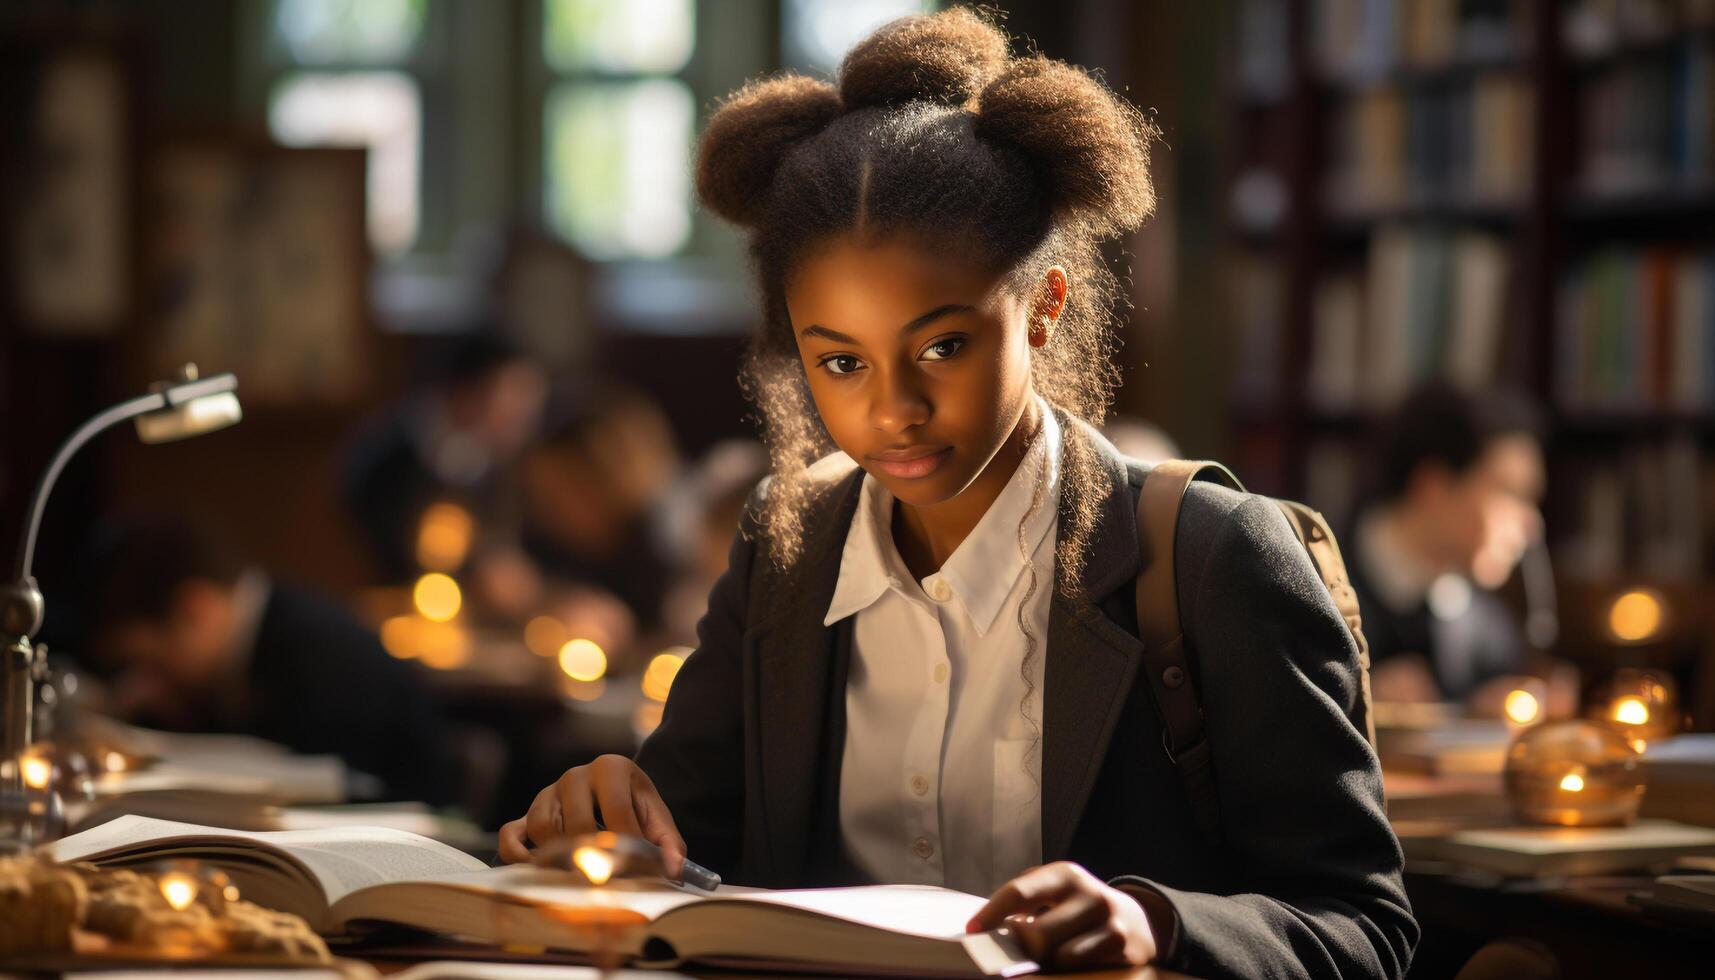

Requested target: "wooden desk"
[{"left": 1402, "top": 870, "right": 1711, "bottom": 980}]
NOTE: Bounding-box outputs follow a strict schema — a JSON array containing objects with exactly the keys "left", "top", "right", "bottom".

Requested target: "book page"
[
  {"left": 49, "top": 814, "right": 486, "bottom": 903},
  {"left": 1453, "top": 820, "right": 1715, "bottom": 855},
  {"left": 713, "top": 884, "right": 989, "bottom": 940},
  {"left": 409, "top": 865, "right": 717, "bottom": 921}
]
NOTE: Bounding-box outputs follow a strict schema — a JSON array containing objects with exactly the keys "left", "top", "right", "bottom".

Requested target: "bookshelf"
[{"left": 1224, "top": 0, "right": 1715, "bottom": 709}]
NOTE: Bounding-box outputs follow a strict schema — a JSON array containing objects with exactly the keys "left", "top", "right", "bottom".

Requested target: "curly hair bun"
[
  {"left": 696, "top": 74, "right": 843, "bottom": 227},
  {"left": 838, "top": 6, "right": 1009, "bottom": 109},
  {"left": 976, "top": 55, "right": 1157, "bottom": 237}
]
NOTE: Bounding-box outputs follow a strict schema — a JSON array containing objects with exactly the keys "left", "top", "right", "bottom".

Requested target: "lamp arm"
[{"left": 13, "top": 391, "right": 168, "bottom": 585}]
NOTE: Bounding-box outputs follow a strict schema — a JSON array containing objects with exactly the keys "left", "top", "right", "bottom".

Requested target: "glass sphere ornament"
[{"left": 1504, "top": 720, "right": 1645, "bottom": 827}]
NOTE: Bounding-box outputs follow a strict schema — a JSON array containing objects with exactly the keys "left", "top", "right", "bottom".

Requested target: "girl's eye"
[
  {"left": 921, "top": 337, "right": 965, "bottom": 361},
  {"left": 820, "top": 354, "right": 864, "bottom": 376}
]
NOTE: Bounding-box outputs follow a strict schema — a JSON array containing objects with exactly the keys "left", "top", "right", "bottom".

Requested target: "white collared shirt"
[{"left": 826, "top": 404, "right": 1061, "bottom": 897}]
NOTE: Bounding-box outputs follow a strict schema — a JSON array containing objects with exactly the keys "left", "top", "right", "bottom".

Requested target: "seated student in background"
[
  {"left": 80, "top": 517, "right": 464, "bottom": 807},
  {"left": 501, "top": 11, "right": 1415, "bottom": 979},
  {"left": 517, "top": 385, "right": 682, "bottom": 636},
  {"left": 341, "top": 330, "right": 547, "bottom": 585},
  {"left": 1349, "top": 383, "right": 1574, "bottom": 714}
]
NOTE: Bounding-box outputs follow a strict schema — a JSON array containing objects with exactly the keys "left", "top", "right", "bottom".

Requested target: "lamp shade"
[{"left": 134, "top": 390, "right": 243, "bottom": 444}]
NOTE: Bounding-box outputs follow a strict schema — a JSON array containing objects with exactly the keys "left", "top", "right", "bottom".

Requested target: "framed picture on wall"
[
  {"left": 140, "top": 136, "right": 372, "bottom": 408},
  {"left": 3, "top": 31, "right": 138, "bottom": 337}
]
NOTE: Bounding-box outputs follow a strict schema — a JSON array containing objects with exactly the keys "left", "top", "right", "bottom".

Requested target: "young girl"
[{"left": 500, "top": 10, "right": 1416, "bottom": 977}]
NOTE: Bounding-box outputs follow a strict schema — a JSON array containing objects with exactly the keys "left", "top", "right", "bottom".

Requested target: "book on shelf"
[
  {"left": 49, "top": 816, "right": 1037, "bottom": 978},
  {"left": 1310, "top": 226, "right": 1508, "bottom": 412},
  {"left": 1557, "top": 247, "right": 1715, "bottom": 414},
  {"left": 1312, "top": 0, "right": 1529, "bottom": 79}
]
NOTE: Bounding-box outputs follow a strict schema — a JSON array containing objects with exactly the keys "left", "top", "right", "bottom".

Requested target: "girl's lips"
[{"left": 871, "top": 447, "right": 953, "bottom": 480}]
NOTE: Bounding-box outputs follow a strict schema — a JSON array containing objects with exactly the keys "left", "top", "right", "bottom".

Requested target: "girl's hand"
[
  {"left": 496, "top": 754, "right": 688, "bottom": 880},
  {"left": 966, "top": 862, "right": 1158, "bottom": 971}
]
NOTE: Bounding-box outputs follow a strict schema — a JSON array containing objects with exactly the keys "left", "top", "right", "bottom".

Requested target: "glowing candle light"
[
  {"left": 1504, "top": 689, "right": 1541, "bottom": 725},
  {"left": 558, "top": 639, "right": 607, "bottom": 682},
  {"left": 573, "top": 845, "right": 616, "bottom": 886},
  {"left": 103, "top": 751, "right": 126, "bottom": 773},
  {"left": 413, "top": 573, "right": 463, "bottom": 623},
  {"left": 160, "top": 871, "right": 199, "bottom": 911},
  {"left": 1559, "top": 771, "right": 1586, "bottom": 793},
  {"left": 1611, "top": 696, "right": 1650, "bottom": 727},
  {"left": 19, "top": 753, "right": 51, "bottom": 791}
]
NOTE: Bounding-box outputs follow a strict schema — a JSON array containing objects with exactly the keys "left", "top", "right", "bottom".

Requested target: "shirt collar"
[{"left": 823, "top": 401, "right": 1062, "bottom": 636}]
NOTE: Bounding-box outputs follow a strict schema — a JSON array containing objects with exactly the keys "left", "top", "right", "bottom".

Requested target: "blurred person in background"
[
  {"left": 341, "top": 329, "right": 548, "bottom": 586},
  {"left": 517, "top": 384, "right": 683, "bottom": 646},
  {"left": 1349, "top": 383, "right": 1574, "bottom": 715},
  {"left": 658, "top": 438, "right": 771, "bottom": 642},
  {"left": 79, "top": 516, "right": 466, "bottom": 807}
]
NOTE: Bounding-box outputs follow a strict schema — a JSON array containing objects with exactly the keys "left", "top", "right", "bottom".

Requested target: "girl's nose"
[{"left": 869, "top": 369, "right": 930, "bottom": 434}]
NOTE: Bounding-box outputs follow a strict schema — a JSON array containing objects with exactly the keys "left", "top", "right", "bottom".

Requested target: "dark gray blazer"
[{"left": 636, "top": 420, "right": 1418, "bottom": 979}]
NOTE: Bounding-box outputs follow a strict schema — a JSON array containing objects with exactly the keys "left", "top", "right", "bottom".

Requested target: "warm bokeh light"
[
  {"left": 20, "top": 753, "right": 51, "bottom": 791},
  {"left": 381, "top": 615, "right": 419, "bottom": 659},
  {"left": 1559, "top": 772, "right": 1586, "bottom": 793},
  {"left": 558, "top": 638, "right": 608, "bottom": 682},
  {"left": 381, "top": 614, "right": 470, "bottom": 667},
  {"left": 632, "top": 701, "right": 665, "bottom": 740},
  {"left": 416, "top": 501, "right": 476, "bottom": 572},
  {"left": 1611, "top": 696, "right": 1650, "bottom": 727},
  {"left": 525, "top": 615, "right": 569, "bottom": 657},
  {"left": 1504, "top": 689, "right": 1541, "bottom": 725},
  {"left": 160, "top": 872, "right": 198, "bottom": 911},
  {"left": 1607, "top": 589, "right": 1664, "bottom": 643},
  {"left": 223, "top": 884, "right": 241, "bottom": 903},
  {"left": 564, "top": 678, "right": 607, "bottom": 701},
  {"left": 572, "top": 845, "right": 616, "bottom": 886},
  {"left": 103, "top": 751, "right": 126, "bottom": 773},
  {"left": 413, "top": 572, "right": 463, "bottom": 623},
  {"left": 642, "top": 648, "right": 688, "bottom": 702}
]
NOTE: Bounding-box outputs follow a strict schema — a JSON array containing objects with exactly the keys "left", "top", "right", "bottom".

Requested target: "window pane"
[
  {"left": 273, "top": 0, "right": 426, "bottom": 64},
  {"left": 545, "top": 79, "right": 693, "bottom": 259},
  {"left": 543, "top": 0, "right": 695, "bottom": 74},
  {"left": 782, "top": 0, "right": 936, "bottom": 75},
  {"left": 269, "top": 71, "right": 421, "bottom": 253}
]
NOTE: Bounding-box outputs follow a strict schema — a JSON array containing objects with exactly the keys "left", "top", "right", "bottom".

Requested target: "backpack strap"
[
  {"left": 1135, "top": 460, "right": 1244, "bottom": 846},
  {"left": 1270, "top": 500, "right": 1377, "bottom": 749}
]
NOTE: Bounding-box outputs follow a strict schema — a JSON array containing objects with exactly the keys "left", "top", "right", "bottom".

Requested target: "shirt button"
[
  {"left": 932, "top": 662, "right": 949, "bottom": 684},
  {"left": 910, "top": 773, "right": 930, "bottom": 796},
  {"left": 927, "top": 578, "right": 952, "bottom": 601},
  {"left": 913, "top": 836, "right": 935, "bottom": 860}
]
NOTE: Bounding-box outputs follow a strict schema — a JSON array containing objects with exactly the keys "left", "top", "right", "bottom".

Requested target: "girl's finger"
[
  {"left": 633, "top": 775, "right": 689, "bottom": 880},
  {"left": 496, "top": 818, "right": 532, "bottom": 864},
  {"left": 555, "top": 768, "right": 600, "bottom": 839},
  {"left": 522, "top": 784, "right": 562, "bottom": 854},
  {"left": 590, "top": 760, "right": 645, "bottom": 838},
  {"left": 1053, "top": 925, "right": 1127, "bottom": 970},
  {"left": 1018, "top": 891, "right": 1105, "bottom": 956},
  {"left": 967, "top": 864, "right": 1077, "bottom": 932}
]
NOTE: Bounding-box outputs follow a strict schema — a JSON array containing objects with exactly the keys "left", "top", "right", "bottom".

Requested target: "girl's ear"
[{"left": 1027, "top": 266, "right": 1069, "bottom": 349}]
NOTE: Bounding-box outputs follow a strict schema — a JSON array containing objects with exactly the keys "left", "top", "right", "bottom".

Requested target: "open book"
[{"left": 49, "top": 816, "right": 1036, "bottom": 978}]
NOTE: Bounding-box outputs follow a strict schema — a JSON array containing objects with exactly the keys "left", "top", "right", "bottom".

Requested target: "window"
[
  {"left": 540, "top": 0, "right": 697, "bottom": 260},
  {"left": 256, "top": 0, "right": 429, "bottom": 255},
  {"left": 781, "top": 0, "right": 937, "bottom": 74}
]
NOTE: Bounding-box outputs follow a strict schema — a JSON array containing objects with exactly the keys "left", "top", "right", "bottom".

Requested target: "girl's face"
[{"left": 784, "top": 235, "right": 1059, "bottom": 510}]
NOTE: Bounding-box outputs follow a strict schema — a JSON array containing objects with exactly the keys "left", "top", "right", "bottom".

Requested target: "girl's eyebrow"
[{"left": 799, "top": 303, "right": 976, "bottom": 344}]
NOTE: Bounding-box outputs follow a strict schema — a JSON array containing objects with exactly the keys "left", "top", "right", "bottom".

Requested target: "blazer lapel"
[
  {"left": 1041, "top": 417, "right": 1149, "bottom": 861},
  {"left": 750, "top": 469, "right": 864, "bottom": 886}
]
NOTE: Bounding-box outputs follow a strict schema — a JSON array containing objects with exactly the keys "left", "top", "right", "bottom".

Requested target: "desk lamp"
[{"left": 1, "top": 364, "right": 241, "bottom": 798}]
